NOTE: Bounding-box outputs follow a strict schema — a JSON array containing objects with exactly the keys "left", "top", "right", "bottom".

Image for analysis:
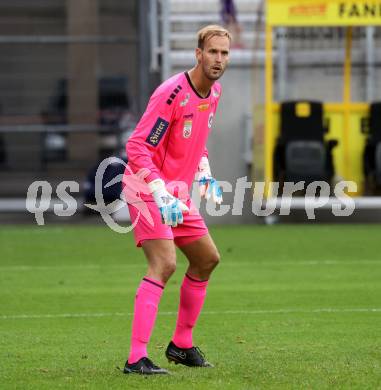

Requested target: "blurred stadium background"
[
  {"left": 1, "top": 1, "right": 381, "bottom": 388},
  {"left": 1, "top": 0, "right": 381, "bottom": 224}
]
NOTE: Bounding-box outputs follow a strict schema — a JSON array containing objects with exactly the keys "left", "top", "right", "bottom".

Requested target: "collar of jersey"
[{"left": 184, "top": 71, "right": 211, "bottom": 100}]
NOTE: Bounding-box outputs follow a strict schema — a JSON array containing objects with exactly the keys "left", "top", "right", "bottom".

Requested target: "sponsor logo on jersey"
[
  {"left": 166, "top": 85, "right": 183, "bottom": 105},
  {"left": 183, "top": 120, "right": 192, "bottom": 138},
  {"left": 212, "top": 89, "right": 220, "bottom": 98},
  {"left": 208, "top": 112, "right": 214, "bottom": 128},
  {"left": 198, "top": 102, "right": 210, "bottom": 112},
  {"left": 180, "top": 93, "right": 190, "bottom": 107},
  {"left": 183, "top": 113, "right": 193, "bottom": 119},
  {"left": 146, "top": 117, "right": 169, "bottom": 146}
]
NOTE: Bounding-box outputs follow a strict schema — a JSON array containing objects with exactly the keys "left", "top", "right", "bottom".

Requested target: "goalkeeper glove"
[
  {"left": 148, "top": 178, "right": 189, "bottom": 227},
  {"left": 196, "top": 156, "right": 223, "bottom": 205}
]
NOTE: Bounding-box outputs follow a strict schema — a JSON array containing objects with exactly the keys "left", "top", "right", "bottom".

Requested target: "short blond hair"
[{"left": 197, "top": 25, "right": 231, "bottom": 49}]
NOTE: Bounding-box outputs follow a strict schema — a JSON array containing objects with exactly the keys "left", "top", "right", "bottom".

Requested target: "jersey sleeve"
[{"left": 126, "top": 88, "right": 177, "bottom": 183}]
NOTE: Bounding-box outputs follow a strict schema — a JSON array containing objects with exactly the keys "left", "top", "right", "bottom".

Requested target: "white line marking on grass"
[
  {"left": 0, "top": 264, "right": 145, "bottom": 271},
  {"left": 1, "top": 308, "right": 381, "bottom": 320},
  {"left": 0, "top": 260, "right": 380, "bottom": 272}
]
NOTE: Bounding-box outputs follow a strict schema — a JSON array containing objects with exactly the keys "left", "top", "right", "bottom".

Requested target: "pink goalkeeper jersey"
[{"left": 126, "top": 71, "right": 222, "bottom": 195}]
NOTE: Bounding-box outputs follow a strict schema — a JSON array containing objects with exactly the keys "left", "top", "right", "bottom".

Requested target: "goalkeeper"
[{"left": 123, "top": 25, "right": 231, "bottom": 375}]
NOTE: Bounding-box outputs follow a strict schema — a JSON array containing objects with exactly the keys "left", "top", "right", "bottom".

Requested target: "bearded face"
[{"left": 197, "top": 35, "right": 230, "bottom": 81}]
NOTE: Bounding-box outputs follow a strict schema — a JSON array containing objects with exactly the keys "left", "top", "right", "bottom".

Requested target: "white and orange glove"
[
  {"left": 148, "top": 178, "right": 189, "bottom": 227},
  {"left": 195, "top": 156, "right": 223, "bottom": 204}
]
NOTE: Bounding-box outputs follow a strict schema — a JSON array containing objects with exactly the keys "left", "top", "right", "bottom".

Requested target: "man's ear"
[{"left": 195, "top": 47, "right": 202, "bottom": 64}]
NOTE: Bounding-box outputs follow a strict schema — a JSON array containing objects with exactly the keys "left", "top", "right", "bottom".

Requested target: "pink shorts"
[{"left": 127, "top": 197, "right": 208, "bottom": 247}]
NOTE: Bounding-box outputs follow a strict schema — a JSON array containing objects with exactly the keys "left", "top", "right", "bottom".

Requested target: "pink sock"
[
  {"left": 128, "top": 277, "right": 164, "bottom": 364},
  {"left": 172, "top": 274, "right": 209, "bottom": 349}
]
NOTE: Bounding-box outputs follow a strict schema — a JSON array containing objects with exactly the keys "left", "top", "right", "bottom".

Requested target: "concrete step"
[
  {"left": 170, "top": 31, "right": 265, "bottom": 50},
  {"left": 170, "top": 0, "right": 262, "bottom": 14},
  {"left": 171, "top": 46, "right": 377, "bottom": 67},
  {"left": 0, "top": 197, "right": 131, "bottom": 223},
  {"left": 0, "top": 169, "right": 87, "bottom": 197},
  {"left": 170, "top": 13, "right": 260, "bottom": 25},
  {"left": 170, "top": 48, "right": 268, "bottom": 67}
]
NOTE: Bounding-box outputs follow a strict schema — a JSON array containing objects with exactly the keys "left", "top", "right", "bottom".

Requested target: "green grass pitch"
[{"left": 1, "top": 224, "right": 381, "bottom": 389}]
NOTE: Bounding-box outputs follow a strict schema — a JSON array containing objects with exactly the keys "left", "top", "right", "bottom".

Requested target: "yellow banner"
[{"left": 267, "top": 0, "right": 381, "bottom": 26}]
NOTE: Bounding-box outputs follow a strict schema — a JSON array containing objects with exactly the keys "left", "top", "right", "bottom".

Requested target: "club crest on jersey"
[
  {"left": 180, "top": 93, "right": 190, "bottom": 107},
  {"left": 146, "top": 117, "right": 169, "bottom": 146},
  {"left": 208, "top": 112, "right": 214, "bottom": 128},
  {"left": 183, "top": 120, "right": 192, "bottom": 138},
  {"left": 198, "top": 102, "right": 210, "bottom": 112}
]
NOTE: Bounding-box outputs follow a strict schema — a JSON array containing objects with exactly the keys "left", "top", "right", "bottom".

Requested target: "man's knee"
[
  {"left": 197, "top": 249, "right": 220, "bottom": 274},
  {"left": 150, "top": 253, "right": 177, "bottom": 282},
  {"left": 161, "top": 256, "right": 177, "bottom": 277},
  {"left": 143, "top": 240, "right": 177, "bottom": 282},
  {"left": 207, "top": 249, "right": 220, "bottom": 271}
]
